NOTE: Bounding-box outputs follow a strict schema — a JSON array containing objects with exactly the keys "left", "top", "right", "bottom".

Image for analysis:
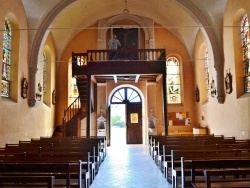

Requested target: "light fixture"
[
  {"left": 123, "top": 0, "right": 129, "bottom": 14},
  {"left": 124, "top": 76, "right": 129, "bottom": 80}
]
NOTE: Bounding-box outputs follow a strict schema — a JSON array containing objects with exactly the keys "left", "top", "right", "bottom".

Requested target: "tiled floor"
[{"left": 91, "top": 144, "right": 172, "bottom": 188}]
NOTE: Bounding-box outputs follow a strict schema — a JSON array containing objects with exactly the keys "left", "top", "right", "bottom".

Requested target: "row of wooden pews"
[
  {"left": 149, "top": 134, "right": 250, "bottom": 188},
  {"left": 0, "top": 136, "right": 106, "bottom": 188}
]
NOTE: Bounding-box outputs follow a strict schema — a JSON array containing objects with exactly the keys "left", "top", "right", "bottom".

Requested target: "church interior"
[
  {"left": 1, "top": 0, "right": 250, "bottom": 187},
  {"left": 1, "top": 0, "right": 250, "bottom": 146}
]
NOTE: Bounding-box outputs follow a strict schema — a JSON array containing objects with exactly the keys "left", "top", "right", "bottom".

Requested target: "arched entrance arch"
[{"left": 108, "top": 85, "right": 146, "bottom": 145}]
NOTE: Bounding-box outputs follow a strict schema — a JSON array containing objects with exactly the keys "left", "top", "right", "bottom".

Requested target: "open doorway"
[
  {"left": 109, "top": 87, "right": 143, "bottom": 146},
  {"left": 110, "top": 104, "right": 126, "bottom": 146}
]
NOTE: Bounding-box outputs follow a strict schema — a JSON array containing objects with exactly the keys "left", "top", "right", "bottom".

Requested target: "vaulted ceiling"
[{"left": 22, "top": 0, "right": 227, "bottom": 62}]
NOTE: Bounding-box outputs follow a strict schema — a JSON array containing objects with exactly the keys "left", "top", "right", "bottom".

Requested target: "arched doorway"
[{"left": 110, "top": 87, "right": 142, "bottom": 145}]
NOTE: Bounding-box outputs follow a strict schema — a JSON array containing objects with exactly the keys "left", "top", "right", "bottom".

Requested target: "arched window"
[
  {"left": 241, "top": 14, "right": 250, "bottom": 93},
  {"left": 43, "top": 53, "right": 47, "bottom": 103},
  {"left": 111, "top": 87, "right": 141, "bottom": 104},
  {"left": 204, "top": 47, "right": 210, "bottom": 100},
  {"left": 166, "top": 57, "right": 181, "bottom": 104},
  {"left": 1, "top": 17, "right": 12, "bottom": 97}
]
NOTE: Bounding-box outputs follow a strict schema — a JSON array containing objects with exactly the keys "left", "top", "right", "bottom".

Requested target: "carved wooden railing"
[
  {"left": 62, "top": 97, "right": 82, "bottom": 136},
  {"left": 72, "top": 49, "right": 166, "bottom": 66},
  {"left": 87, "top": 49, "right": 165, "bottom": 62},
  {"left": 72, "top": 49, "right": 166, "bottom": 76}
]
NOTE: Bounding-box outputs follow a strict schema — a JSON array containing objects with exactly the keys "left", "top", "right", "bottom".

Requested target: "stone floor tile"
[{"left": 91, "top": 144, "right": 171, "bottom": 188}]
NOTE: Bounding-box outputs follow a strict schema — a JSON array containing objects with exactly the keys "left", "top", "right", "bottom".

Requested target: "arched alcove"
[{"left": 97, "top": 14, "right": 154, "bottom": 49}]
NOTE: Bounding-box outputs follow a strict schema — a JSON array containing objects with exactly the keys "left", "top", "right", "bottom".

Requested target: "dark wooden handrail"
[
  {"left": 62, "top": 97, "right": 82, "bottom": 136},
  {"left": 72, "top": 49, "right": 166, "bottom": 66},
  {"left": 63, "top": 97, "right": 81, "bottom": 122},
  {"left": 87, "top": 49, "right": 165, "bottom": 62}
]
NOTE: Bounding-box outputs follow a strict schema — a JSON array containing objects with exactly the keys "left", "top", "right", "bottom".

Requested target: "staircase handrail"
[{"left": 62, "top": 97, "right": 81, "bottom": 136}]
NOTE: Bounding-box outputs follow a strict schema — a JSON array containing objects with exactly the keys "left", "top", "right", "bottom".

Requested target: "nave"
[{"left": 91, "top": 144, "right": 171, "bottom": 188}]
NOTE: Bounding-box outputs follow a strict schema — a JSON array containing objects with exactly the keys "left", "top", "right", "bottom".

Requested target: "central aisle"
[{"left": 91, "top": 144, "right": 171, "bottom": 188}]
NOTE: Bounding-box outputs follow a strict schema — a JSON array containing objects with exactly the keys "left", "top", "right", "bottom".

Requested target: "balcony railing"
[
  {"left": 72, "top": 49, "right": 166, "bottom": 75},
  {"left": 72, "top": 49, "right": 166, "bottom": 66}
]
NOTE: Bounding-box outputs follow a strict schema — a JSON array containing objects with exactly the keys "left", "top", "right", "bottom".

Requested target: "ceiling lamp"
[{"left": 123, "top": 0, "right": 129, "bottom": 14}]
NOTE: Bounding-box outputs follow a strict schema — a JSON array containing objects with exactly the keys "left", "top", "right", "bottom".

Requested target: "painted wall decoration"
[{"left": 225, "top": 69, "right": 233, "bottom": 94}]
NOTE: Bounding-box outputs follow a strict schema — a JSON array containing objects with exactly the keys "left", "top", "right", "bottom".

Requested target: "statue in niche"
[
  {"left": 97, "top": 106, "right": 106, "bottom": 136},
  {"left": 210, "top": 78, "right": 217, "bottom": 97},
  {"left": 225, "top": 69, "right": 233, "bottom": 94},
  {"left": 195, "top": 85, "right": 200, "bottom": 102},
  {"left": 148, "top": 108, "right": 157, "bottom": 135},
  {"left": 21, "top": 78, "right": 28, "bottom": 99}
]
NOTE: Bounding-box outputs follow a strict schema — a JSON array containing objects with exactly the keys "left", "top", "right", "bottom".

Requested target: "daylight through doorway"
[{"left": 110, "top": 104, "right": 126, "bottom": 146}]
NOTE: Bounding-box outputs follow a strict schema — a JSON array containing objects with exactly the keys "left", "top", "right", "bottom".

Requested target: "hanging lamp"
[{"left": 123, "top": 0, "right": 129, "bottom": 14}]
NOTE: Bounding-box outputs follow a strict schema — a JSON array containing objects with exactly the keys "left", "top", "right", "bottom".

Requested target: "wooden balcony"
[{"left": 72, "top": 49, "right": 166, "bottom": 76}]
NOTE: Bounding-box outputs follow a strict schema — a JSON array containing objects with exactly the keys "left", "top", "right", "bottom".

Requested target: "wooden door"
[{"left": 126, "top": 103, "right": 142, "bottom": 144}]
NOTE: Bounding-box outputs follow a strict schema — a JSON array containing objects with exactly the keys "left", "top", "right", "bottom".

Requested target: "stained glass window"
[
  {"left": 166, "top": 57, "right": 181, "bottom": 104},
  {"left": 72, "top": 77, "right": 79, "bottom": 97},
  {"left": 43, "top": 53, "right": 47, "bottom": 102},
  {"left": 1, "top": 17, "right": 12, "bottom": 97},
  {"left": 204, "top": 48, "right": 210, "bottom": 100},
  {"left": 241, "top": 14, "right": 250, "bottom": 93}
]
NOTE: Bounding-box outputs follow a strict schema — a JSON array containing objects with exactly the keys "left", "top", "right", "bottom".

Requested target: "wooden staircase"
[
  {"left": 53, "top": 76, "right": 89, "bottom": 137},
  {"left": 76, "top": 76, "right": 88, "bottom": 108}
]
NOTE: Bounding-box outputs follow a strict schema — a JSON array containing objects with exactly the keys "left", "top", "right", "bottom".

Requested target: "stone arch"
[
  {"left": 108, "top": 84, "right": 146, "bottom": 144},
  {"left": 28, "top": 0, "right": 75, "bottom": 107},
  {"left": 28, "top": 0, "right": 225, "bottom": 106},
  {"left": 176, "top": 0, "right": 225, "bottom": 103}
]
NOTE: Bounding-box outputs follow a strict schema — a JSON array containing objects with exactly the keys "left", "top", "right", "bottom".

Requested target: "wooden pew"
[
  {"left": 0, "top": 162, "right": 70, "bottom": 187},
  {"left": 188, "top": 158, "right": 250, "bottom": 188},
  {"left": 162, "top": 144, "right": 217, "bottom": 180},
  {"left": 154, "top": 136, "right": 236, "bottom": 163},
  {"left": 0, "top": 136, "right": 104, "bottom": 188},
  {"left": 0, "top": 175, "right": 55, "bottom": 188},
  {"left": 22, "top": 138, "right": 104, "bottom": 164},
  {"left": 18, "top": 140, "right": 102, "bottom": 171},
  {"left": 37, "top": 136, "right": 107, "bottom": 160},
  {"left": 3, "top": 144, "right": 97, "bottom": 182},
  {"left": 0, "top": 152, "right": 91, "bottom": 188},
  {"left": 171, "top": 149, "right": 250, "bottom": 188},
  {"left": 149, "top": 135, "right": 221, "bottom": 159},
  {"left": 149, "top": 134, "right": 223, "bottom": 151},
  {"left": 203, "top": 169, "right": 250, "bottom": 188},
  {"left": 162, "top": 142, "right": 250, "bottom": 181}
]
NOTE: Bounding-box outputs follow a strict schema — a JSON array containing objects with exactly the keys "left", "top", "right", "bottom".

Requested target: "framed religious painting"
[
  {"left": 111, "top": 27, "right": 139, "bottom": 60},
  {"left": 130, "top": 113, "right": 138, "bottom": 123}
]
